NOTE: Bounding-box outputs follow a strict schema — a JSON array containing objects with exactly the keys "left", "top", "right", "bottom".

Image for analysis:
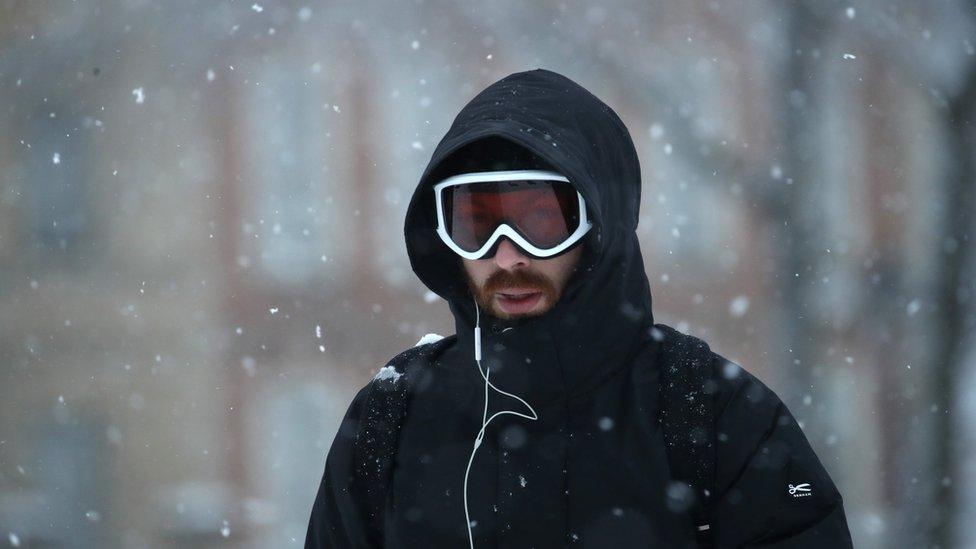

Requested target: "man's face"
[{"left": 462, "top": 239, "right": 583, "bottom": 320}]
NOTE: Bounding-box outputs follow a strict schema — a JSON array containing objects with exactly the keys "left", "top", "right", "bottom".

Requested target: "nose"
[{"left": 494, "top": 238, "right": 530, "bottom": 271}]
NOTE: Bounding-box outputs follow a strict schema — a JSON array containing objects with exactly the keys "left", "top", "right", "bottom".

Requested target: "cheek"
[
  {"left": 463, "top": 260, "right": 493, "bottom": 286},
  {"left": 550, "top": 250, "right": 583, "bottom": 288},
  {"left": 553, "top": 266, "right": 573, "bottom": 288}
]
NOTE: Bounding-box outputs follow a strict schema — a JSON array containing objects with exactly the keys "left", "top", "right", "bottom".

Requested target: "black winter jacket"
[{"left": 306, "top": 68, "right": 853, "bottom": 548}]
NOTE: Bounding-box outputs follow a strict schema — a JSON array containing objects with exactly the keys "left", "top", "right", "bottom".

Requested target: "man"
[{"left": 306, "top": 68, "right": 853, "bottom": 548}]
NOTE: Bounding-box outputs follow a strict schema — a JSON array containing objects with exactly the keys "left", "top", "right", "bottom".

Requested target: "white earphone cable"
[{"left": 463, "top": 298, "right": 539, "bottom": 549}]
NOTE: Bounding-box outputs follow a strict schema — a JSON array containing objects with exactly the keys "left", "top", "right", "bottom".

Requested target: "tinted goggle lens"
[{"left": 443, "top": 179, "right": 580, "bottom": 253}]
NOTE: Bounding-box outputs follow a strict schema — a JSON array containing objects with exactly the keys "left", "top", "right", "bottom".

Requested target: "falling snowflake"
[
  {"left": 241, "top": 356, "right": 257, "bottom": 376},
  {"left": 722, "top": 361, "right": 741, "bottom": 379},
  {"left": 729, "top": 295, "right": 750, "bottom": 317},
  {"left": 132, "top": 87, "right": 145, "bottom": 104}
]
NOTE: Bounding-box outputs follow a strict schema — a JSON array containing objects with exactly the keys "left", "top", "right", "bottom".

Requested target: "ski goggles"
[{"left": 433, "top": 170, "right": 593, "bottom": 260}]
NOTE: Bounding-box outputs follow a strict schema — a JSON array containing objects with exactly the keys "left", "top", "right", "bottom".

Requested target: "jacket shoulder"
[
  {"left": 309, "top": 334, "right": 457, "bottom": 547},
  {"left": 705, "top": 351, "right": 805, "bottom": 489},
  {"left": 372, "top": 333, "right": 456, "bottom": 381},
  {"left": 705, "top": 351, "right": 853, "bottom": 547},
  {"left": 650, "top": 323, "right": 771, "bottom": 428}
]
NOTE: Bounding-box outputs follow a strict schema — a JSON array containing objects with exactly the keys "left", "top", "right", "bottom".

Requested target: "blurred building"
[{"left": 0, "top": 1, "right": 972, "bottom": 548}]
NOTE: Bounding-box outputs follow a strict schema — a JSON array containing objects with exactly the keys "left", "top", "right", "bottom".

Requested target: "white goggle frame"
[{"left": 433, "top": 169, "right": 593, "bottom": 260}]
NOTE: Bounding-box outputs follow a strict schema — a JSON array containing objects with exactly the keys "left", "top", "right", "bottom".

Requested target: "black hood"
[{"left": 404, "top": 68, "right": 655, "bottom": 404}]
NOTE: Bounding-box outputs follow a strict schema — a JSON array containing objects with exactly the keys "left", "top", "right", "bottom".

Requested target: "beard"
[{"left": 465, "top": 267, "right": 560, "bottom": 320}]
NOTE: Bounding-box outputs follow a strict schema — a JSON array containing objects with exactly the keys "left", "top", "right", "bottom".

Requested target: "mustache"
[{"left": 482, "top": 268, "right": 556, "bottom": 297}]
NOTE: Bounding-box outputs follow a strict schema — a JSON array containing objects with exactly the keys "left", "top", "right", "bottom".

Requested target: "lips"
[
  {"left": 498, "top": 287, "right": 538, "bottom": 297},
  {"left": 495, "top": 288, "right": 544, "bottom": 314}
]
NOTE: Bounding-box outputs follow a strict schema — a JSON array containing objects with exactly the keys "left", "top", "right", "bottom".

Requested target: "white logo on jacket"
[{"left": 788, "top": 483, "right": 812, "bottom": 497}]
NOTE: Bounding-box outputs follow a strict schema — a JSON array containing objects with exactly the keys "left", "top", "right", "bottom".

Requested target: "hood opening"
[{"left": 406, "top": 134, "right": 603, "bottom": 307}]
